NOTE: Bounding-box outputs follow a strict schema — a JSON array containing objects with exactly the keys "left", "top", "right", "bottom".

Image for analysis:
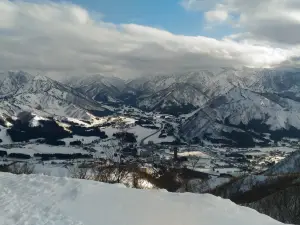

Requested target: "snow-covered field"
[
  {"left": 215, "top": 167, "right": 241, "bottom": 174},
  {"left": 67, "top": 116, "right": 137, "bottom": 128},
  {"left": 62, "top": 135, "right": 100, "bottom": 145},
  {"left": 247, "top": 147, "right": 296, "bottom": 154},
  {"left": 0, "top": 127, "right": 11, "bottom": 144},
  {"left": 178, "top": 151, "right": 210, "bottom": 158},
  {"left": 2, "top": 144, "right": 85, "bottom": 156},
  {"left": 144, "top": 131, "right": 175, "bottom": 144},
  {"left": 0, "top": 173, "right": 283, "bottom": 225}
]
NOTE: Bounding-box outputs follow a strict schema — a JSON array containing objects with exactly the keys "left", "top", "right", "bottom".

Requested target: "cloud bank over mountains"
[{"left": 0, "top": 0, "right": 300, "bottom": 79}]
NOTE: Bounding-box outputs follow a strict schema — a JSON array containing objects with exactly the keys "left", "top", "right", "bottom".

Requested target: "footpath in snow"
[{"left": 0, "top": 173, "right": 283, "bottom": 225}]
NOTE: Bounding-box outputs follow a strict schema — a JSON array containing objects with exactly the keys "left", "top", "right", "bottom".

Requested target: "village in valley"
[{"left": 1, "top": 106, "right": 297, "bottom": 185}]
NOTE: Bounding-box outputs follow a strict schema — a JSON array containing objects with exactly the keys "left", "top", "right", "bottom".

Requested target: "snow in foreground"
[{"left": 0, "top": 173, "right": 283, "bottom": 225}]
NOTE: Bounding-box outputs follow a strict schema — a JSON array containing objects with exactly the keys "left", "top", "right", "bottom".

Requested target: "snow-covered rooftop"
[{"left": 0, "top": 173, "right": 283, "bottom": 225}]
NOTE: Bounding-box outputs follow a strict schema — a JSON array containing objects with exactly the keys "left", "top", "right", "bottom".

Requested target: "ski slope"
[{"left": 0, "top": 173, "right": 283, "bottom": 225}]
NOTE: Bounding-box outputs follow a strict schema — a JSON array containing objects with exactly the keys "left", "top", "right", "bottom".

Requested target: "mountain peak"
[{"left": 33, "top": 74, "right": 51, "bottom": 82}]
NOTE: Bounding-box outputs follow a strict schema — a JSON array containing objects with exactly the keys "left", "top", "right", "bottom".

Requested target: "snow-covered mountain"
[
  {"left": 181, "top": 86, "right": 300, "bottom": 146},
  {"left": 64, "top": 74, "right": 126, "bottom": 104},
  {"left": 0, "top": 71, "right": 112, "bottom": 120},
  {"left": 3, "top": 68, "right": 300, "bottom": 146},
  {"left": 124, "top": 68, "right": 300, "bottom": 145},
  {"left": 126, "top": 68, "right": 300, "bottom": 114},
  {"left": 63, "top": 67, "right": 300, "bottom": 116},
  {"left": 126, "top": 69, "right": 236, "bottom": 113},
  {"left": 137, "top": 83, "right": 209, "bottom": 115},
  {"left": 0, "top": 172, "right": 283, "bottom": 225},
  {"left": 125, "top": 68, "right": 275, "bottom": 114}
]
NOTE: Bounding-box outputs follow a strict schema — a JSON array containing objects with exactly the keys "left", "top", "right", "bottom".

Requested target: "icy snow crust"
[{"left": 0, "top": 173, "right": 283, "bottom": 225}]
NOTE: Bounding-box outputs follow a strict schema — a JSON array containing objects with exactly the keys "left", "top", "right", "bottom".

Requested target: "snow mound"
[{"left": 0, "top": 173, "right": 283, "bottom": 225}]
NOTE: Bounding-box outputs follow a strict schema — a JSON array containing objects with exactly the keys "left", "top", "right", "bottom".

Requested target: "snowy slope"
[
  {"left": 137, "top": 83, "right": 208, "bottom": 114},
  {"left": 264, "top": 150, "right": 300, "bottom": 175},
  {"left": 0, "top": 71, "right": 112, "bottom": 120},
  {"left": 0, "top": 173, "right": 283, "bottom": 225},
  {"left": 249, "top": 69, "right": 300, "bottom": 93},
  {"left": 126, "top": 68, "right": 245, "bottom": 94},
  {"left": 127, "top": 68, "right": 300, "bottom": 118},
  {"left": 127, "top": 69, "right": 240, "bottom": 113},
  {"left": 2, "top": 144, "right": 86, "bottom": 156},
  {"left": 126, "top": 68, "right": 266, "bottom": 112},
  {"left": 182, "top": 86, "right": 300, "bottom": 146},
  {"left": 65, "top": 74, "right": 126, "bottom": 103}
]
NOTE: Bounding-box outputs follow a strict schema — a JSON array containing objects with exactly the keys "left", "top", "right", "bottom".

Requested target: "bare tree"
[
  {"left": 69, "top": 165, "right": 91, "bottom": 180},
  {"left": 8, "top": 162, "right": 34, "bottom": 174},
  {"left": 17, "top": 111, "right": 34, "bottom": 124},
  {"left": 189, "top": 156, "right": 201, "bottom": 170},
  {"left": 71, "top": 135, "right": 142, "bottom": 187},
  {"left": 248, "top": 185, "right": 300, "bottom": 224}
]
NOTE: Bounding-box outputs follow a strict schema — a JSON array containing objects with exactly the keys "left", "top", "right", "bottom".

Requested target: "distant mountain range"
[{"left": 2, "top": 68, "right": 300, "bottom": 147}]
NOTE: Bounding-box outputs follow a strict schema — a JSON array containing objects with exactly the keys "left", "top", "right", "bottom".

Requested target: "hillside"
[
  {"left": 64, "top": 74, "right": 126, "bottom": 104},
  {"left": 0, "top": 173, "right": 283, "bottom": 225},
  {"left": 0, "top": 71, "right": 112, "bottom": 120},
  {"left": 181, "top": 87, "right": 300, "bottom": 146},
  {"left": 2, "top": 68, "right": 300, "bottom": 147},
  {"left": 179, "top": 151, "right": 300, "bottom": 224},
  {"left": 264, "top": 150, "right": 300, "bottom": 175}
]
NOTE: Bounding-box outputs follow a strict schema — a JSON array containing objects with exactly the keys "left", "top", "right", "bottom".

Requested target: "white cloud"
[
  {"left": 0, "top": 0, "right": 299, "bottom": 79},
  {"left": 182, "top": 0, "right": 300, "bottom": 45},
  {"left": 205, "top": 10, "right": 228, "bottom": 22},
  {"left": 180, "top": 0, "right": 220, "bottom": 11}
]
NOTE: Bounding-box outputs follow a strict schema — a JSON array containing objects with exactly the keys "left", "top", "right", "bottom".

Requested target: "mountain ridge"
[
  {"left": 0, "top": 71, "right": 113, "bottom": 120},
  {"left": 2, "top": 68, "right": 300, "bottom": 147}
]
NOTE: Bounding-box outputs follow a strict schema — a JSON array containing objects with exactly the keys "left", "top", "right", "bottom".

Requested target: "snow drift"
[{"left": 0, "top": 173, "right": 283, "bottom": 225}]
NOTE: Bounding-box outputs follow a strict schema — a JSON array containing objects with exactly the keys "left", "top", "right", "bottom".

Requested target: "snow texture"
[{"left": 0, "top": 173, "right": 283, "bottom": 225}]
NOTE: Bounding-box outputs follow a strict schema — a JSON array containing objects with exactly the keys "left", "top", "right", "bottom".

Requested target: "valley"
[
  {"left": 1, "top": 69, "right": 300, "bottom": 180},
  {"left": 1, "top": 70, "right": 300, "bottom": 224},
  {"left": 1, "top": 104, "right": 298, "bottom": 179}
]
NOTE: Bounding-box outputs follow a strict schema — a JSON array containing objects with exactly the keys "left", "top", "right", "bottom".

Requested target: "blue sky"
[{"left": 52, "top": 0, "right": 232, "bottom": 38}]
